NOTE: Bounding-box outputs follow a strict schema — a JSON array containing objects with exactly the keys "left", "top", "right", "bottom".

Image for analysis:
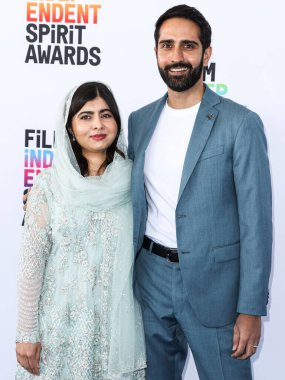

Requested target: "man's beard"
[{"left": 158, "top": 54, "right": 204, "bottom": 92}]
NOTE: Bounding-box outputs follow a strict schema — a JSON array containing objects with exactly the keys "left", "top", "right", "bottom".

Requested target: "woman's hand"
[{"left": 16, "top": 342, "right": 41, "bottom": 375}]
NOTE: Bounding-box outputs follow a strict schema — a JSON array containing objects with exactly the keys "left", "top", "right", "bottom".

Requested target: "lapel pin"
[{"left": 207, "top": 114, "right": 215, "bottom": 120}]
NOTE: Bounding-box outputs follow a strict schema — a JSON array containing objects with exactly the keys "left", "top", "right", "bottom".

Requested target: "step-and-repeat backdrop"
[{"left": 1, "top": 0, "right": 284, "bottom": 378}]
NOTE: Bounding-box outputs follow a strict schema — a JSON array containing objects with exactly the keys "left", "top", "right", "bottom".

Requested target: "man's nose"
[{"left": 171, "top": 46, "right": 184, "bottom": 62}]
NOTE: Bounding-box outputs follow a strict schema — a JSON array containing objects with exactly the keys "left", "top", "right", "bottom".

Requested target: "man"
[{"left": 128, "top": 4, "right": 272, "bottom": 380}]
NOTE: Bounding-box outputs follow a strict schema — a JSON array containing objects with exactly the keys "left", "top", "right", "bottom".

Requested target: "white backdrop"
[{"left": 1, "top": 0, "right": 284, "bottom": 378}]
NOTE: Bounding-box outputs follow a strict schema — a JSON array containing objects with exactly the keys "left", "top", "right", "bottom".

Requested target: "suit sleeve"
[
  {"left": 233, "top": 111, "right": 272, "bottom": 316},
  {"left": 127, "top": 112, "right": 134, "bottom": 160}
]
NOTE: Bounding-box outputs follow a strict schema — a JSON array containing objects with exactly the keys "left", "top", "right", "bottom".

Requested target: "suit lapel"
[
  {"left": 139, "top": 94, "right": 168, "bottom": 154},
  {"left": 178, "top": 87, "right": 220, "bottom": 202},
  {"left": 135, "top": 94, "right": 167, "bottom": 186},
  {"left": 132, "top": 95, "right": 167, "bottom": 199},
  {"left": 132, "top": 95, "right": 167, "bottom": 251}
]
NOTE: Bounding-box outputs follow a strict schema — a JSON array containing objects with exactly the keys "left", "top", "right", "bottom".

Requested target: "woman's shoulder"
[
  {"left": 112, "top": 156, "right": 133, "bottom": 175},
  {"left": 30, "top": 167, "right": 56, "bottom": 202},
  {"left": 33, "top": 167, "right": 54, "bottom": 186}
]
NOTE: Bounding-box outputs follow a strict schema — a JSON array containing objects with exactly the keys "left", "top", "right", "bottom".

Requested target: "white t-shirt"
[{"left": 144, "top": 100, "right": 200, "bottom": 248}]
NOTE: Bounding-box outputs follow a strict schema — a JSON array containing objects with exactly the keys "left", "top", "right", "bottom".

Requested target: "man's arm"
[
  {"left": 232, "top": 111, "right": 272, "bottom": 359},
  {"left": 127, "top": 112, "right": 135, "bottom": 160}
]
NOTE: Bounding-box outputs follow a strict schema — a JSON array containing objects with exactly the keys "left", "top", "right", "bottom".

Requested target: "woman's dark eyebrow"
[
  {"left": 77, "top": 110, "right": 94, "bottom": 117},
  {"left": 77, "top": 108, "right": 111, "bottom": 117},
  {"left": 99, "top": 108, "right": 112, "bottom": 114}
]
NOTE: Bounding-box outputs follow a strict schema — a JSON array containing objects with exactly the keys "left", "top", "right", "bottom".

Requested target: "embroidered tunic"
[{"left": 16, "top": 164, "right": 146, "bottom": 379}]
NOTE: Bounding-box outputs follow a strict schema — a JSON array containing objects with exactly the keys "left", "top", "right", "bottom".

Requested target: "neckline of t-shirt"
[{"left": 164, "top": 100, "right": 201, "bottom": 115}]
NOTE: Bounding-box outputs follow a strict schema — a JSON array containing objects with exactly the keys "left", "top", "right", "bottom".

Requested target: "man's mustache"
[{"left": 164, "top": 62, "right": 193, "bottom": 71}]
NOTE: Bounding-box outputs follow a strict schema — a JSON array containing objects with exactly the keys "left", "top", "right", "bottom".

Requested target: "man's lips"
[
  {"left": 169, "top": 67, "right": 189, "bottom": 72},
  {"left": 165, "top": 63, "right": 192, "bottom": 75},
  {"left": 90, "top": 134, "right": 106, "bottom": 141}
]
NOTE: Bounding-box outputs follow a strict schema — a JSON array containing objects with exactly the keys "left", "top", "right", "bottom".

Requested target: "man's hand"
[
  {"left": 16, "top": 342, "right": 41, "bottom": 375},
  {"left": 231, "top": 314, "right": 261, "bottom": 360},
  {"left": 23, "top": 188, "right": 31, "bottom": 211}
]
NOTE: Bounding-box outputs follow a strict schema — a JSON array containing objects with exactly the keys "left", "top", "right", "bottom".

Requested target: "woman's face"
[{"left": 71, "top": 96, "right": 118, "bottom": 157}]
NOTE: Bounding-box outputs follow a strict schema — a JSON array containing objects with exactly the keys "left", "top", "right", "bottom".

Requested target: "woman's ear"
[{"left": 68, "top": 128, "right": 76, "bottom": 142}]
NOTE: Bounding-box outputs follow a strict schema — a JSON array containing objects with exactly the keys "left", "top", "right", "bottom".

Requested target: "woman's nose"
[{"left": 91, "top": 116, "right": 103, "bottom": 129}]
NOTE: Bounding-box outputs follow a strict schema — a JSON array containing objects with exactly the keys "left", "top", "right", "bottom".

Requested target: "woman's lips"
[{"left": 90, "top": 134, "right": 106, "bottom": 141}]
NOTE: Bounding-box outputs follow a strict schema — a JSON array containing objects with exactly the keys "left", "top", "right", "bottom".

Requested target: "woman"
[{"left": 16, "top": 82, "right": 146, "bottom": 379}]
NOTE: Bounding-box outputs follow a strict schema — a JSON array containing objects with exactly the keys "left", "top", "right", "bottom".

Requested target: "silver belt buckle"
[{"left": 166, "top": 249, "right": 177, "bottom": 262}]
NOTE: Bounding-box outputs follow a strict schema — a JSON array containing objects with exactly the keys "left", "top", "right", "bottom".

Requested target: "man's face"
[{"left": 155, "top": 17, "right": 211, "bottom": 92}]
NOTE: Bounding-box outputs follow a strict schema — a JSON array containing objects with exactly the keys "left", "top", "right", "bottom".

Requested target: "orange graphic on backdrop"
[{"left": 27, "top": 2, "right": 101, "bottom": 24}]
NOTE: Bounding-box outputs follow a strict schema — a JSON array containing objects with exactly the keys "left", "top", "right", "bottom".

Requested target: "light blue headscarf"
[{"left": 51, "top": 84, "right": 146, "bottom": 378}]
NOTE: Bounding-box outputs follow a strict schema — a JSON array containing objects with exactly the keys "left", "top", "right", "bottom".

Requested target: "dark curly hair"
[{"left": 65, "top": 82, "right": 125, "bottom": 176}]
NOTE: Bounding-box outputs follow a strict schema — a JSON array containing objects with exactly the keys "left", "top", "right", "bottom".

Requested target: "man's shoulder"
[
  {"left": 219, "top": 95, "right": 251, "bottom": 114},
  {"left": 130, "top": 94, "right": 167, "bottom": 118},
  {"left": 219, "top": 97, "right": 263, "bottom": 130},
  {"left": 205, "top": 86, "right": 257, "bottom": 119}
]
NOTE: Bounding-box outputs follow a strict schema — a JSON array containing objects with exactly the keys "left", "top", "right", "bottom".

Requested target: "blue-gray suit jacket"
[{"left": 128, "top": 86, "right": 272, "bottom": 327}]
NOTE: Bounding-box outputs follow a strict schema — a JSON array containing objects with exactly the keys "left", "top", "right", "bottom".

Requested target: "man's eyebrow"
[
  {"left": 159, "top": 39, "right": 174, "bottom": 45},
  {"left": 159, "top": 39, "right": 199, "bottom": 46},
  {"left": 181, "top": 40, "right": 199, "bottom": 46}
]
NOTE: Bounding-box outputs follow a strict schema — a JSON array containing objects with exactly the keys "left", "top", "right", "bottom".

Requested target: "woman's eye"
[
  {"left": 80, "top": 114, "right": 91, "bottom": 120},
  {"left": 102, "top": 113, "right": 112, "bottom": 119}
]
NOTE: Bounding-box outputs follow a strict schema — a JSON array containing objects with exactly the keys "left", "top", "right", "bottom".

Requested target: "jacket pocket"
[
  {"left": 213, "top": 242, "right": 240, "bottom": 262},
  {"left": 199, "top": 145, "right": 224, "bottom": 161}
]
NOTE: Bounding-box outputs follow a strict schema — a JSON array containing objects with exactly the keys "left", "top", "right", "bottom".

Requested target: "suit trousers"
[{"left": 134, "top": 247, "right": 252, "bottom": 380}]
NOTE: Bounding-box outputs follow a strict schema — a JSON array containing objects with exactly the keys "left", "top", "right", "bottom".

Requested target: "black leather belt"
[{"left": 142, "top": 236, "right": 179, "bottom": 262}]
